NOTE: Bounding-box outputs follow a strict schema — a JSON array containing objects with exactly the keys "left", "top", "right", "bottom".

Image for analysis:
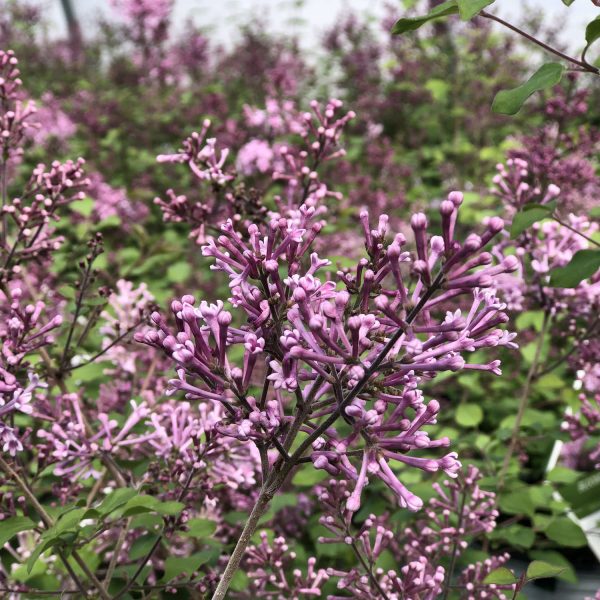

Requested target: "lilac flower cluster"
[
  {"left": 141, "top": 100, "right": 519, "bottom": 531},
  {"left": 244, "top": 468, "right": 513, "bottom": 600},
  {"left": 0, "top": 49, "right": 36, "bottom": 164},
  {"left": 0, "top": 284, "right": 59, "bottom": 454}
]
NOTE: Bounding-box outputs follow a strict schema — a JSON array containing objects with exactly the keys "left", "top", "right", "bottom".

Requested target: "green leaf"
[
  {"left": 166, "top": 261, "right": 192, "bottom": 283},
  {"left": 0, "top": 516, "right": 36, "bottom": 547},
  {"left": 561, "top": 0, "right": 576, "bottom": 5},
  {"left": 46, "top": 508, "right": 88, "bottom": 537},
  {"left": 457, "top": 0, "right": 494, "bottom": 20},
  {"left": 585, "top": 16, "right": 600, "bottom": 46},
  {"left": 71, "top": 197, "right": 95, "bottom": 217},
  {"left": 162, "top": 552, "right": 213, "bottom": 582},
  {"left": 510, "top": 202, "right": 555, "bottom": 238},
  {"left": 549, "top": 249, "right": 600, "bottom": 288},
  {"left": 490, "top": 524, "right": 535, "bottom": 549},
  {"left": 528, "top": 551, "right": 577, "bottom": 583},
  {"left": 27, "top": 540, "right": 54, "bottom": 574},
  {"left": 483, "top": 567, "right": 518, "bottom": 585},
  {"left": 455, "top": 403, "right": 483, "bottom": 427},
  {"left": 391, "top": 1, "right": 458, "bottom": 35},
  {"left": 230, "top": 569, "right": 250, "bottom": 592},
  {"left": 526, "top": 560, "right": 566, "bottom": 581},
  {"left": 492, "top": 63, "right": 564, "bottom": 115},
  {"left": 182, "top": 518, "right": 217, "bottom": 539},
  {"left": 96, "top": 215, "right": 121, "bottom": 230},
  {"left": 291, "top": 468, "right": 328, "bottom": 487},
  {"left": 546, "top": 467, "right": 580, "bottom": 484},
  {"left": 499, "top": 490, "right": 535, "bottom": 518},
  {"left": 545, "top": 518, "right": 587, "bottom": 547},
  {"left": 97, "top": 488, "right": 138, "bottom": 516},
  {"left": 129, "top": 534, "right": 161, "bottom": 560},
  {"left": 425, "top": 79, "right": 450, "bottom": 102},
  {"left": 120, "top": 495, "right": 184, "bottom": 517}
]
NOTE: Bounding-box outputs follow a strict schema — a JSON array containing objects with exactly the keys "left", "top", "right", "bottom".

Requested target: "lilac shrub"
[{"left": 2, "top": 0, "right": 599, "bottom": 591}]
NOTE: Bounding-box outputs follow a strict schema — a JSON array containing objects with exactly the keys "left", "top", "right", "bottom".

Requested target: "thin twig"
[
  {"left": 481, "top": 11, "right": 600, "bottom": 74},
  {"left": 552, "top": 215, "right": 600, "bottom": 248},
  {"left": 65, "top": 319, "right": 145, "bottom": 371},
  {"left": 441, "top": 490, "right": 467, "bottom": 600},
  {"left": 104, "top": 517, "right": 132, "bottom": 587}
]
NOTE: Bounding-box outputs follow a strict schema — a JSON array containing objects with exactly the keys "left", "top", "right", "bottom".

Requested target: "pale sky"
[{"left": 38, "top": 0, "right": 600, "bottom": 54}]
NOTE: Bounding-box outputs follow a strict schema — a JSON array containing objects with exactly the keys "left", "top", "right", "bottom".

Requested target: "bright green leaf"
[
  {"left": 526, "top": 560, "right": 566, "bottom": 581},
  {"left": 510, "top": 202, "right": 555, "bottom": 238},
  {"left": 545, "top": 518, "right": 587, "bottom": 547},
  {"left": 499, "top": 490, "right": 535, "bottom": 518},
  {"left": 0, "top": 516, "right": 36, "bottom": 547},
  {"left": 97, "top": 488, "right": 137, "bottom": 516},
  {"left": 182, "top": 518, "right": 217, "bottom": 539},
  {"left": 549, "top": 249, "right": 600, "bottom": 288},
  {"left": 457, "top": 0, "right": 494, "bottom": 20},
  {"left": 392, "top": 1, "right": 458, "bottom": 35},
  {"left": 492, "top": 63, "right": 564, "bottom": 115},
  {"left": 490, "top": 524, "right": 535, "bottom": 548},
  {"left": 483, "top": 567, "right": 518, "bottom": 585},
  {"left": 425, "top": 79, "right": 450, "bottom": 102},
  {"left": 120, "top": 495, "right": 184, "bottom": 517},
  {"left": 27, "top": 540, "right": 54, "bottom": 574},
  {"left": 230, "top": 569, "right": 251, "bottom": 592},
  {"left": 292, "top": 468, "right": 328, "bottom": 487},
  {"left": 71, "top": 197, "right": 95, "bottom": 217},
  {"left": 166, "top": 261, "right": 192, "bottom": 283},
  {"left": 528, "top": 551, "right": 577, "bottom": 583},
  {"left": 456, "top": 403, "right": 483, "bottom": 427},
  {"left": 547, "top": 467, "right": 580, "bottom": 485},
  {"left": 162, "top": 551, "right": 213, "bottom": 582},
  {"left": 129, "top": 534, "right": 161, "bottom": 560}
]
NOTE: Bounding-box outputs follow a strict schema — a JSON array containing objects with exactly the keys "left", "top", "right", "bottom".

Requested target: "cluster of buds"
[
  {"left": 154, "top": 99, "right": 354, "bottom": 245},
  {"left": 99, "top": 279, "right": 156, "bottom": 374},
  {"left": 246, "top": 532, "right": 329, "bottom": 598},
  {"left": 1, "top": 158, "right": 89, "bottom": 278},
  {"left": 314, "top": 480, "right": 444, "bottom": 599},
  {"left": 0, "top": 372, "right": 44, "bottom": 455},
  {"left": 403, "top": 466, "right": 499, "bottom": 558},
  {"left": 37, "top": 394, "right": 152, "bottom": 480},
  {"left": 491, "top": 158, "right": 560, "bottom": 215},
  {"left": 458, "top": 553, "right": 515, "bottom": 600},
  {"left": 157, "top": 119, "right": 233, "bottom": 185},
  {"left": 243, "top": 98, "right": 307, "bottom": 137},
  {"left": 0, "top": 49, "right": 37, "bottom": 161},
  {"left": 153, "top": 188, "right": 213, "bottom": 244},
  {"left": 0, "top": 286, "right": 63, "bottom": 366},
  {"left": 142, "top": 131, "right": 518, "bottom": 512}
]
